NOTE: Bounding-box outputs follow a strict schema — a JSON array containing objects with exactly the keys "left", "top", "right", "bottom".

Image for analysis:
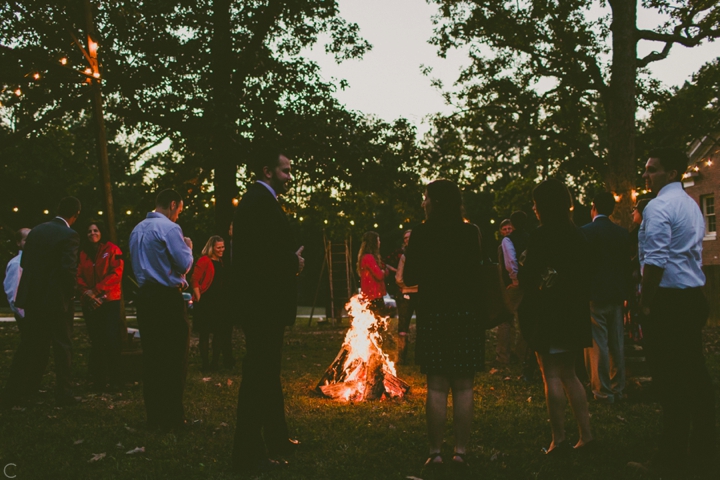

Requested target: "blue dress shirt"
[
  {"left": 129, "top": 212, "right": 194, "bottom": 288},
  {"left": 639, "top": 182, "right": 705, "bottom": 288},
  {"left": 3, "top": 252, "right": 23, "bottom": 317}
]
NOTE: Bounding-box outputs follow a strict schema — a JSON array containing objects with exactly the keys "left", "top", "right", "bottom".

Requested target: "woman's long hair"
[
  {"left": 357, "top": 231, "right": 381, "bottom": 273},
  {"left": 426, "top": 179, "right": 464, "bottom": 223},
  {"left": 201, "top": 235, "right": 224, "bottom": 257},
  {"left": 532, "top": 178, "right": 574, "bottom": 226},
  {"left": 80, "top": 221, "right": 107, "bottom": 257}
]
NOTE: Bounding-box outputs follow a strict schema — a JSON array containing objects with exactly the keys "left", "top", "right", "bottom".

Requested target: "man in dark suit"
[
  {"left": 581, "top": 192, "right": 631, "bottom": 404},
  {"left": 1, "top": 197, "right": 81, "bottom": 408},
  {"left": 231, "top": 149, "right": 305, "bottom": 474}
]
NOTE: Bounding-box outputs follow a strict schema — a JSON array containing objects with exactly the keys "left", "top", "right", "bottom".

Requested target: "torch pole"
[{"left": 84, "top": 0, "right": 127, "bottom": 346}]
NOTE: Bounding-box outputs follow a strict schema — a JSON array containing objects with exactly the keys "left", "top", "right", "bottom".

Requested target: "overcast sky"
[{"left": 305, "top": 0, "right": 720, "bottom": 135}]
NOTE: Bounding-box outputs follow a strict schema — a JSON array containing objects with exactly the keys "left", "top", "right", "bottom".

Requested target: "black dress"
[
  {"left": 517, "top": 223, "right": 591, "bottom": 354},
  {"left": 194, "top": 260, "right": 225, "bottom": 334},
  {"left": 403, "top": 219, "right": 485, "bottom": 375}
]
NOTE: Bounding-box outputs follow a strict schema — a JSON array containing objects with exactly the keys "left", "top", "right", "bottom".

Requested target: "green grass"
[{"left": 0, "top": 318, "right": 719, "bottom": 480}]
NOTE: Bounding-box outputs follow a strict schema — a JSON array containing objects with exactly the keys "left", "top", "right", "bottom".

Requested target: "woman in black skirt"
[
  {"left": 518, "top": 179, "right": 593, "bottom": 455},
  {"left": 404, "top": 179, "right": 484, "bottom": 469}
]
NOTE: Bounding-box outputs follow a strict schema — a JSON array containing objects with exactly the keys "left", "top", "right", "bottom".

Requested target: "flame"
[{"left": 321, "top": 294, "right": 405, "bottom": 401}]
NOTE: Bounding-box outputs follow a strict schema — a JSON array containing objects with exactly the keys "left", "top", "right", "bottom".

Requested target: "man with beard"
[{"left": 231, "top": 149, "right": 305, "bottom": 474}]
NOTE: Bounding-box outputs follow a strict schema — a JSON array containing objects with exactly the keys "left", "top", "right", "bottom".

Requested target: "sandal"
[
  {"left": 451, "top": 452, "right": 469, "bottom": 468},
  {"left": 423, "top": 452, "right": 443, "bottom": 468}
]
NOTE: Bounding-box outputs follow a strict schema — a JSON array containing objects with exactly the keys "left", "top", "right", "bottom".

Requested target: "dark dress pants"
[
  {"left": 646, "top": 287, "right": 716, "bottom": 470},
  {"left": 84, "top": 301, "right": 122, "bottom": 386},
  {"left": 396, "top": 292, "right": 417, "bottom": 334},
  {"left": 232, "top": 319, "right": 288, "bottom": 467},
  {"left": 137, "top": 284, "right": 189, "bottom": 429},
  {"left": 3, "top": 307, "right": 74, "bottom": 404}
]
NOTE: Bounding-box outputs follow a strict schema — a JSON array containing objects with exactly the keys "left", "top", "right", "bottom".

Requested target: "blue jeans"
[{"left": 584, "top": 302, "right": 625, "bottom": 403}]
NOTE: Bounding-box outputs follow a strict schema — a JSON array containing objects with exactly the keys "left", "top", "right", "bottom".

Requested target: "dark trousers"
[
  {"left": 646, "top": 287, "right": 716, "bottom": 469},
  {"left": 84, "top": 301, "right": 122, "bottom": 387},
  {"left": 195, "top": 299, "right": 234, "bottom": 368},
  {"left": 136, "top": 284, "right": 189, "bottom": 429},
  {"left": 3, "top": 307, "right": 74, "bottom": 403},
  {"left": 232, "top": 320, "right": 288, "bottom": 467},
  {"left": 396, "top": 292, "right": 417, "bottom": 334}
]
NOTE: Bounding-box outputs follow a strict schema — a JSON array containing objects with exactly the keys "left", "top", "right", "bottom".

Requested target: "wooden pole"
[{"left": 83, "top": 0, "right": 127, "bottom": 345}]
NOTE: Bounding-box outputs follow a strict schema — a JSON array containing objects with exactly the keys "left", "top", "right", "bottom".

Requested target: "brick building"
[{"left": 682, "top": 134, "right": 720, "bottom": 321}]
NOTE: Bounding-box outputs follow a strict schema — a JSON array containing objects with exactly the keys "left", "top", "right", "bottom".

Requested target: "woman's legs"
[
  {"left": 450, "top": 375, "right": 474, "bottom": 458},
  {"left": 537, "top": 352, "right": 593, "bottom": 450},
  {"left": 426, "top": 374, "right": 450, "bottom": 461}
]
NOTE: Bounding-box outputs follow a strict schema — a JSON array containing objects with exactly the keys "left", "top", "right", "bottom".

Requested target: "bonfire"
[{"left": 317, "top": 294, "right": 410, "bottom": 401}]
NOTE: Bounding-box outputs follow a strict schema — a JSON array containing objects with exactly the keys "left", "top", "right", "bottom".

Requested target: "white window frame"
[{"left": 702, "top": 194, "right": 716, "bottom": 240}]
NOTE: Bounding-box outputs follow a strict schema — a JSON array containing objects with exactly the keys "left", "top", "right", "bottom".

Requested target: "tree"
[
  {"left": 428, "top": 0, "right": 720, "bottom": 226},
  {"left": 640, "top": 57, "right": 720, "bottom": 153}
]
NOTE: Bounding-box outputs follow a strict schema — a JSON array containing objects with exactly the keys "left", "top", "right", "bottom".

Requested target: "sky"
[{"left": 304, "top": 0, "right": 720, "bottom": 136}]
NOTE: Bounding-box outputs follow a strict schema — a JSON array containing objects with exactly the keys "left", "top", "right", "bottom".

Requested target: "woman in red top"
[
  {"left": 77, "top": 221, "right": 124, "bottom": 391},
  {"left": 357, "top": 231, "right": 394, "bottom": 315},
  {"left": 191, "top": 235, "right": 233, "bottom": 372}
]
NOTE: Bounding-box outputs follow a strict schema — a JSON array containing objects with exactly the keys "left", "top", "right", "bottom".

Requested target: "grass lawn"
[{"left": 0, "top": 317, "right": 719, "bottom": 480}]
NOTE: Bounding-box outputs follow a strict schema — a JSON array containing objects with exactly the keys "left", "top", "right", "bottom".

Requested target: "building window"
[{"left": 702, "top": 195, "right": 716, "bottom": 239}]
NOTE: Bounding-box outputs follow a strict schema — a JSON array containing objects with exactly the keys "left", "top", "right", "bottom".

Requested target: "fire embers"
[{"left": 317, "top": 295, "right": 410, "bottom": 401}]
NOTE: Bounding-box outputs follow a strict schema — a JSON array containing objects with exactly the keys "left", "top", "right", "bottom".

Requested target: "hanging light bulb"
[{"left": 60, "top": 57, "right": 68, "bottom": 65}]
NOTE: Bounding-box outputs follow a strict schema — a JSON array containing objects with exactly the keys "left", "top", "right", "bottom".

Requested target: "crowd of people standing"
[{"left": 0, "top": 146, "right": 717, "bottom": 477}]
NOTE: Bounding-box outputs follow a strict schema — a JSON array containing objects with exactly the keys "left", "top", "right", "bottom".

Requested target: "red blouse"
[{"left": 359, "top": 254, "right": 387, "bottom": 301}]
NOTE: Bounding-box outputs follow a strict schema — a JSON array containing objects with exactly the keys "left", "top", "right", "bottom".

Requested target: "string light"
[
  {"left": 399, "top": 224, "right": 403, "bottom": 229},
  {"left": 299, "top": 217, "right": 304, "bottom": 222},
  {"left": 349, "top": 220, "right": 355, "bottom": 226},
  {"left": 84, "top": 68, "right": 92, "bottom": 75},
  {"left": 126, "top": 210, "right": 132, "bottom": 215},
  {"left": 12, "top": 207, "right": 18, "bottom": 212},
  {"left": 373, "top": 223, "right": 378, "bottom": 228},
  {"left": 631, "top": 190, "right": 638, "bottom": 200},
  {"left": 60, "top": 58, "right": 67, "bottom": 65},
  {"left": 324, "top": 220, "right": 328, "bottom": 224},
  {"left": 92, "top": 72, "right": 100, "bottom": 79},
  {"left": 232, "top": 198, "right": 239, "bottom": 206},
  {"left": 98, "top": 211, "right": 103, "bottom": 215},
  {"left": 613, "top": 193, "right": 622, "bottom": 202},
  {"left": 490, "top": 219, "right": 495, "bottom": 224},
  {"left": 204, "top": 203, "right": 209, "bottom": 208},
  {"left": 43, "top": 209, "right": 49, "bottom": 214},
  {"left": 14, "top": 88, "right": 21, "bottom": 96},
  {"left": 708, "top": 160, "right": 713, "bottom": 167},
  {"left": 33, "top": 73, "right": 40, "bottom": 80},
  {"left": 694, "top": 166, "right": 700, "bottom": 172}
]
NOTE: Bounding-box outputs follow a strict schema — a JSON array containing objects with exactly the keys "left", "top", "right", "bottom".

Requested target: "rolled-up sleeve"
[
  {"left": 165, "top": 225, "right": 194, "bottom": 275},
  {"left": 641, "top": 203, "right": 671, "bottom": 269},
  {"left": 501, "top": 237, "right": 519, "bottom": 284}
]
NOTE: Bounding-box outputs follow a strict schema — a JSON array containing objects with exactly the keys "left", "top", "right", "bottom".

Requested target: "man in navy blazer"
[
  {"left": 581, "top": 192, "right": 631, "bottom": 404},
  {"left": 1, "top": 197, "right": 81, "bottom": 408},
  {"left": 231, "top": 149, "right": 305, "bottom": 474}
]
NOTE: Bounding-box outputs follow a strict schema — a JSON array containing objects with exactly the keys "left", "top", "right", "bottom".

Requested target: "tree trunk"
[
  {"left": 210, "top": 0, "right": 237, "bottom": 240},
  {"left": 606, "top": 0, "right": 638, "bottom": 229}
]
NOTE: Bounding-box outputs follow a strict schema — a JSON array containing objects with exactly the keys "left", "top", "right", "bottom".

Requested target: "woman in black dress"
[
  {"left": 404, "top": 179, "right": 484, "bottom": 469},
  {"left": 518, "top": 178, "right": 593, "bottom": 454},
  {"left": 191, "top": 235, "right": 233, "bottom": 372}
]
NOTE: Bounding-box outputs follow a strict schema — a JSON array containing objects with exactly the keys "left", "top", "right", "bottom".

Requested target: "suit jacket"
[
  {"left": 232, "top": 183, "right": 299, "bottom": 326},
  {"left": 15, "top": 218, "right": 80, "bottom": 314},
  {"left": 581, "top": 216, "right": 631, "bottom": 304}
]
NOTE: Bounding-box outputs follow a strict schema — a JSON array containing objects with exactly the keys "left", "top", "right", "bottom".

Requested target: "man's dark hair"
[
  {"left": 533, "top": 178, "right": 574, "bottom": 226},
  {"left": 57, "top": 196, "right": 81, "bottom": 219},
  {"left": 648, "top": 147, "right": 689, "bottom": 180},
  {"left": 156, "top": 189, "right": 183, "bottom": 209},
  {"left": 509, "top": 211, "right": 528, "bottom": 231},
  {"left": 592, "top": 191, "right": 616, "bottom": 216},
  {"left": 248, "top": 148, "right": 284, "bottom": 179},
  {"left": 426, "top": 179, "right": 464, "bottom": 223}
]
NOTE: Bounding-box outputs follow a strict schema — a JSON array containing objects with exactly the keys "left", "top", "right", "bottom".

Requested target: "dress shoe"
[
  {"left": 234, "top": 458, "right": 288, "bottom": 475},
  {"left": 268, "top": 438, "right": 300, "bottom": 456},
  {"left": 423, "top": 452, "right": 443, "bottom": 469}
]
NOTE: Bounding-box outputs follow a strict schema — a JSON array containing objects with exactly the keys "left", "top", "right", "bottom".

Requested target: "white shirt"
[
  {"left": 639, "top": 182, "right": 705, "bottom": 288},
  {"left": 55, "top": 216, "right": 70, "bottom": 228},
  {"left": 501, "top": 237, "right": 519, "bottom": 284},
  {"left": 3, "top": 252, "right": 23, "bottom": 317}
]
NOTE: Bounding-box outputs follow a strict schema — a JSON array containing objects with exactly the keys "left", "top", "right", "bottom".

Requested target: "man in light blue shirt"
[
  {"left": 129, "top": 189, "right": 194, "bottom": 431},
  {"left": 3, "top": 228, "right": 30, "bottom": 326},
  {"left": 637, "top": 147, "right": 715, "bottom": 475}
]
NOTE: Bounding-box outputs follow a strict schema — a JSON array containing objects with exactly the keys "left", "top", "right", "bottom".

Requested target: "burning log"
[{"left": 317, "top": 295, "right": 410, "bottom": 401}]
